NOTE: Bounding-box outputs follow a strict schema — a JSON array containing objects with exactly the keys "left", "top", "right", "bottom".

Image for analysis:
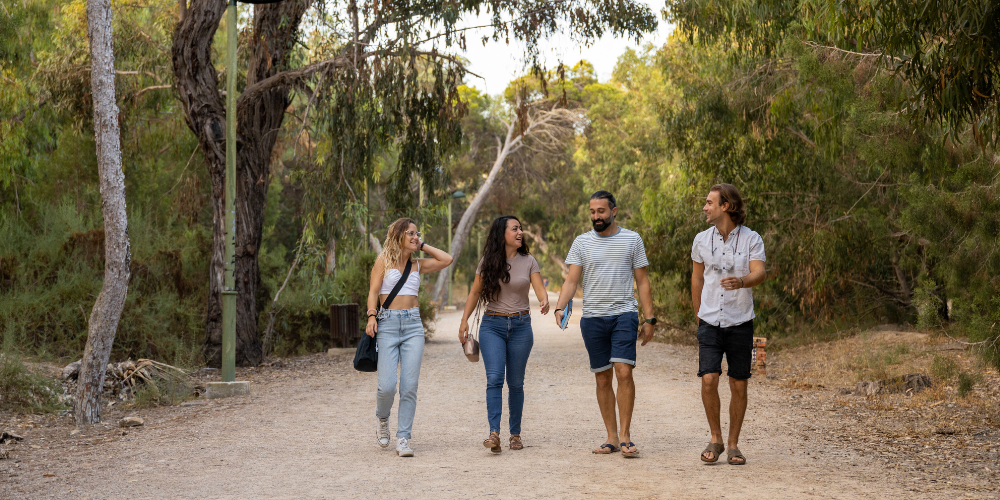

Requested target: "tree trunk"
[
  {"left": 75, "top": 0, "right": 131, "bottom": 426},
  {"left": 231, "top": 1, "right": 310, "bottom": 367},
  {"left": 521, "top": 224, "right": 569, "bottom": 278},
  {"left": 891, "top": 246, "right": 912, "bottom": 307},
  {"left": 432, "top": 121, "right": 519, "bottom": 303},
  {"left": 171, "top": 0, "right": 227, "bottom": 366},
  {"left": 357, "top": 221, "right": 382, "bottom": 254},
  {"left": 325, "top": 236, "right": 336, "bottom": 275},
  {"left": 173, "top": 0, "right": 309, "bottom": 367}
]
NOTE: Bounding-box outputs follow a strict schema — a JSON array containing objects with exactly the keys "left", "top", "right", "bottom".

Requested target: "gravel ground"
[{"left": 2, "top": 295, "right": 992, "bottom": 499}]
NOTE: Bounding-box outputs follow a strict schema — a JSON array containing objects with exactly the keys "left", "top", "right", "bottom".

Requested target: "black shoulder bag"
[{"left": 354, "top": 259, "right": 412, "bottom": 372}]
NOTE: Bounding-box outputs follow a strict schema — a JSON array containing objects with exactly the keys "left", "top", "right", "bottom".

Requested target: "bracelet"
[
  {"left": 366, "top": 308, "right": 377, "bottom": 315},
  {"left": 420, "top": 242, "right": 426, "bottom": 250},
  {"left": 738, "top": 277, "right": 745, "bottom": 289}
]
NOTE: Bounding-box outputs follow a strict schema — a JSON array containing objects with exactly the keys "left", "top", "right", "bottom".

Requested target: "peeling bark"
[{"left": 172, "top": 0, "right": 309, "bottom": 366}]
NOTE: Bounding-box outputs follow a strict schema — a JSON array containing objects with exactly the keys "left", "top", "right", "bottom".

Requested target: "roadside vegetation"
[{"left": 1, "top": 0, "right": 998, "bottom": 412}]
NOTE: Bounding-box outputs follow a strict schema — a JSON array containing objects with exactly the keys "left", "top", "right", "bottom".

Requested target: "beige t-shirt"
[{"left": 475, "top": 253, "right": 541, "bottom": 313}]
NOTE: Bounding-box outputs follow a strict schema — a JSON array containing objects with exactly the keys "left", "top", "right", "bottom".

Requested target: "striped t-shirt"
[{"left": 564, "top": 227, "right": 649, "bottom": 318}]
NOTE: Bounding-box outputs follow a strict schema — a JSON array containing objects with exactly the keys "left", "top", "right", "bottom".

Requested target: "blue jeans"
[
  {"left": 479, "top": 314, "right": 534, "bottom": 435},
  {"left": 375, "top": 307, "right": 424, "bottom": 439}
]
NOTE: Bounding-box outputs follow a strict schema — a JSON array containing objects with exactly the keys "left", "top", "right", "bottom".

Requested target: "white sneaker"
[
  {"left": 376, "top": 418, "right": 390, "bottom": 448},
  {"left": 396, "top": 438, "right": 414, "bottom": 457}
]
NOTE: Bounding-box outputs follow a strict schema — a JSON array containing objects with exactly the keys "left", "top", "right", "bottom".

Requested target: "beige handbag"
[{"left": 464, "top": 303, "right": 482, "bottom": 362}]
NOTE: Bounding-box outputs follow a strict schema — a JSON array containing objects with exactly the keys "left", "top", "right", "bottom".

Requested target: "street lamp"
[
  {"left": 211, "top": 0, "right": 284, "bottom": 398},
  {"left": 445, "top": 190, "right": 465, "bottom": 307}
]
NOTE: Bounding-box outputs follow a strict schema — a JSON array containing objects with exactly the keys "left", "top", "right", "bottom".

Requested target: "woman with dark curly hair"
[{"left": 459, "top": 215, "right": 549, "bottom": 453}]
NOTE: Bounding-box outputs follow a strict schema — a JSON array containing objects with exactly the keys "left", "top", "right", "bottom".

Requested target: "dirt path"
[{"left": 3, "top": 295, "right": 985, "bottom": 499}]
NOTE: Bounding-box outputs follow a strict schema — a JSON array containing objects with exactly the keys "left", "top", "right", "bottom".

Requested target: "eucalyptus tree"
[
  {"left": 666, "top": 0, "right": 1000, "bottom": 148},
  {"left": 76, "top": 0, "right": 130, "bottom": 425},
  {"left": 172, "top": 0, "right": 658, "bottom": 366},
  {"left": 430, "top": 91, "right": 584, "bottom": 304},
  {"left": 662, "top": 0, "right": 1000, "bottom": 356}
]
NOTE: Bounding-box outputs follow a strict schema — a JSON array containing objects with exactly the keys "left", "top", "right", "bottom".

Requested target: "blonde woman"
[{"left": 366, "top": 218, "right": 452, "bottom": 457}]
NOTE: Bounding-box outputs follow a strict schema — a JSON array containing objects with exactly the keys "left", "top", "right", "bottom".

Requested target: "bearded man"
[{"left": 553, "top": 190, "right": 656, "bottom": 458}]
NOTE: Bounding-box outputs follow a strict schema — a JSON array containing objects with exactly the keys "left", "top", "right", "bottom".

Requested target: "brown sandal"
[
  {"left": 483, "top": 432, "right": 502, "bottom": 453},
  {"left": 701, "top": 442, "right": 724, "bottom": 463},
  {"left": 509, "top": 435, "right": 523, "bottom": 450}
]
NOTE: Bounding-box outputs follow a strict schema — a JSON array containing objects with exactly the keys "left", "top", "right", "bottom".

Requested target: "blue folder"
[{"left": 559, "top": 299, "right": 573, "bottom": 330}]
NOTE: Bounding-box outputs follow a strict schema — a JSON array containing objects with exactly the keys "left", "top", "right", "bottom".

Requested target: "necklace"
[{"left": 711, "top": 225, "right": 741, "bottom": 256}]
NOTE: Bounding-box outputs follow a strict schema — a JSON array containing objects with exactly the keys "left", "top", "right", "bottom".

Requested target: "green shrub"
[
  {"left": 0, "top": 202, "right": 207, "bottom": 365},
  {"left": 850, "top": 344, "right": 909, "bottom": 381},
  {"left": 0, "top": 352, "right": 68, "bottom": 414},
  {"left": 930, "top": 355, "right": 958, "bottom": 381},
  {"left": 913, "top": 278, "right": 943, "bottom": 330},
  {"left": 957, "top": 371, "right": 979, "bottom": 398}
]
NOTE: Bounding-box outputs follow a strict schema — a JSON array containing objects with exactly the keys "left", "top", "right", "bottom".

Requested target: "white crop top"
[{"left": 379, "top": 261, "right": 420, "bottom": 296}]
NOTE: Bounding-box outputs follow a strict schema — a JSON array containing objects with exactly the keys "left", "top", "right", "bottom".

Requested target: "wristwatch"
[
  {"left": 644, "top": 317, "right": 657, "bottom": 325},
  {"left": 419, "top": 242, "right": 426, "bottom": 250}
]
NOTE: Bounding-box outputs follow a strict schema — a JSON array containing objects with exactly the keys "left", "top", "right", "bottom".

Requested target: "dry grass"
[
  {"left": 764, "top": 325, "right": 1000, "bottom": 492},
  {"left": 766, "top": 328, "right": 986, "bottom": 390}
]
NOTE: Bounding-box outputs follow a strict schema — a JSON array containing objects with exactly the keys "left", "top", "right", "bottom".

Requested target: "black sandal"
[{"left": 592, "top": 443, "right": 619, "bottom": 454}]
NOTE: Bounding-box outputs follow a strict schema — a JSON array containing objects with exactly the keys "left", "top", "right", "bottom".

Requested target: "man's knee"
[
  {"left": 613, "top": 363, "right": 634, "bottom": 382},
  {"left": 729, "top": 377, "right": 748, "bottom": 396},
  {"left": 701, "top": 372, "right": 720, "bottom": 388},
  {"left": 594, "top": 369, "right": 614, "bottom": 389}
]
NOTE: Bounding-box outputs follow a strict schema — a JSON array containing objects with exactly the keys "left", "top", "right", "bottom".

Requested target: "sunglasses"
[{"left": 405, "top": 230, "right": 423, "bottom": 238}]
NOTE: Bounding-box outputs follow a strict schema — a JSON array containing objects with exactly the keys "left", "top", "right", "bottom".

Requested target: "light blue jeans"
[
  {"left": 479, "top": 313, "right": 534, "bottom": 435},
  {"left": 375, "top": 307, "right": 425, "bottom": 439}
]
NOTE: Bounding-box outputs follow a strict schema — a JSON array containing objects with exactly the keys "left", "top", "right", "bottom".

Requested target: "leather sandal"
[
  {"left": 509, "top": 434, "right": 523, "bottom": 450},
  {"left": 727, "top": 447, "right": 747, "bottom": 465},
  {"left": 483, "top": 432, "right": 502, "bottom": 454},
  {"left": 701, "top": 442, "right": 724, "bottom": 463}
]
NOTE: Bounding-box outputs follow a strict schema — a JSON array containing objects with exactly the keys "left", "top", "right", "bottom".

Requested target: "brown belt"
[{"left": 485, "top": 310, "right": 529, "bottom": 317}]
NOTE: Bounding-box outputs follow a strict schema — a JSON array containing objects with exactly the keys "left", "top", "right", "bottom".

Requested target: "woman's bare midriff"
[{"left": 380, "top": 294, "right": 419, "bottom": 310}]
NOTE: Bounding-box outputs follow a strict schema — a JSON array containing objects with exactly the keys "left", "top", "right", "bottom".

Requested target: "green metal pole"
[
  {"left": 446, "top": 198, "right": 452, "bottom": 306},
  {"left": 418, "top": 177, "right": 425, "bottom": 255},
  {"left": 365, "top": 177, "right": 369, "bottom": 248},
  {"left": 222, "top": 0, "right": 237, "bottom": 383}
]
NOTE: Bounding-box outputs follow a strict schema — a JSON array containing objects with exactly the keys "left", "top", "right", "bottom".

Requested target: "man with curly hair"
[{"left": 691, "top": 183, "right": 766, "bottom": 466}]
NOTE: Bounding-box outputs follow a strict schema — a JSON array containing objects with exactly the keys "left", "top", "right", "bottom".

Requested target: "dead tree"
[{"left": 432, "top": 101, "right": 582, "bottom": 304}]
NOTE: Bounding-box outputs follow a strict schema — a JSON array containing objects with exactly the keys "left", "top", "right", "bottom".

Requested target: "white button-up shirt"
[{"left": 691, "top": 225, "right": 766, "bottom": 328}]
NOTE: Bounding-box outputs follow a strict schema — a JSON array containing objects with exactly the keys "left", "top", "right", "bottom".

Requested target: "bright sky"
[{"left": 456, "top": 1, "right": 675, "bottom": 94}]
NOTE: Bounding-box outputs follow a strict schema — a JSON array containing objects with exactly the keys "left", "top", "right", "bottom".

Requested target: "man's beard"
[{"left": 592, "top": 215, "right": 613, "bottom": 232}]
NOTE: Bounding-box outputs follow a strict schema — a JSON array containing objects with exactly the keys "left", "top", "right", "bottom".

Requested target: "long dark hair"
[{"left": 479, "top": 216, "right": 530, "bottom": 305}]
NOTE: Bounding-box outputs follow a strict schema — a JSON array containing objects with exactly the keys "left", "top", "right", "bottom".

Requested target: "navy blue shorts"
[
  {"left": 697, "top": 319, "right": 754, "bottom": 380},
  {"left": 580, "top": 312, "right": 639, "bottom": 372}
]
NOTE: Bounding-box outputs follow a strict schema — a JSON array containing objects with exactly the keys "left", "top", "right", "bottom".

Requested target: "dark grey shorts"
[{"left": 697, "top": 319, "right": 754, "bottom": 380}]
